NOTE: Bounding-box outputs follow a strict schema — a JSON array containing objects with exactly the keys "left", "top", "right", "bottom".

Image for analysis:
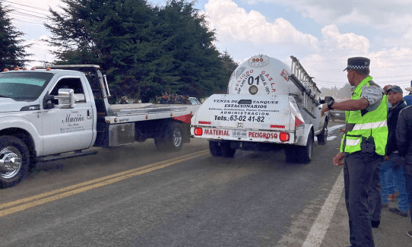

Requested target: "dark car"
[{"left": 329, "top": 109, "right": 345, "bottom": 121}]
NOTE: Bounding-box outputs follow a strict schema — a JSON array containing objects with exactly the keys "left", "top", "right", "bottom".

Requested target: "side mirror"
[
  {"left": 43, "top": 94, "right": 55, "bottom": 109},
  {"left": 320, "top": 96, "right": 335, "bottom": 104},
  {"left": 55, "top": 88, "right": 75, "bottom": 108}
]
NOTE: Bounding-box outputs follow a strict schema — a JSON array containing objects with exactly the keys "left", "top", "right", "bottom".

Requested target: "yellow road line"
[
  {"left": 0, "top": 149, "right": 208, "bottom": 210},
  {"left": 0, "top": 150, "right": 208, "bottom": 217}
]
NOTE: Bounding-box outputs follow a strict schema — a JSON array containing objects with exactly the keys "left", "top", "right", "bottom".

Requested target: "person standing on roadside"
[
  {"left": 396, "top": 102, "right": 412, "bottom": 238},
  {"left": 322, "top": 57, "right": 388, "bottom": 247},
  {"left": 404, "top": 81, "right": 412, "bottom": 106},
  {"left": 380, "top": 85, "right": 408, "bottom": 217}
]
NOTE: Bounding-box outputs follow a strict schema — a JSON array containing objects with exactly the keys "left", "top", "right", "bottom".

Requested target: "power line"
[
  {"left": 9, "top": 13, "right": 48, "bottom": 24},
  {"left": 10, "top": 16, "right": 46, "bottom": 25},
  {"left": 4, "top": 3, "right": 50, "bottom": 17},
  {"left": 3, "top": 0, "right": 51, "bottom": 13},
  {"left": 11, "top": 10, "right": 49, "bottom": 21},
  {"left": 8, "top": 7, "right": 50, "bottom": 19}
]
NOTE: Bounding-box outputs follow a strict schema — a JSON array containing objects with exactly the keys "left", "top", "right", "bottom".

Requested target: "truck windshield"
[{"left": 0, "top": 72, "right": 53, "bottom": 101}]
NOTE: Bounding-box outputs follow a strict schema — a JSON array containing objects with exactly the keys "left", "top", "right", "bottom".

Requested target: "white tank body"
[{"left": 227, "top": 55, "right": 308, "bottom": 99}]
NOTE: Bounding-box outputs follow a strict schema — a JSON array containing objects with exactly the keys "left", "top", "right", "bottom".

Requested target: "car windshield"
[
  {"left": 0, "top": 72, "right": 53, "bottom": 101},
  {"left": 189, "top": 98, "right": 199, "bottom": 105}
]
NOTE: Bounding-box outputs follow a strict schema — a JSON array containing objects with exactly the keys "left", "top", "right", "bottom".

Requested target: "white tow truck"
[
  {"left": 0, "top": 65, "right": 199, "bottom": 188},
  {"left": 191, "top": 55, "right": 329, "bottom": 163}
]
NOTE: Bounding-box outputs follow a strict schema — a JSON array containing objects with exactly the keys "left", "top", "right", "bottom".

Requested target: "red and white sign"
[
  {"left": 248, "top": 131, "right": 278, "bottom": 140},
  {"left": 204, "top": 129, "right": 230, "bottom": 136}
]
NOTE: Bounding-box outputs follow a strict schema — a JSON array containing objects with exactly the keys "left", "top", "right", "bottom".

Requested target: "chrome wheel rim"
[
  {"left": 173, "top": 128, "right": 183, "bottom": 147},
  {"left": 0, "top": 147, "right": 22, "bottom": 179}
]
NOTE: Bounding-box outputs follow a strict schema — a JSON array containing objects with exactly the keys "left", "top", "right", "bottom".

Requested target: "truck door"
[{"left": 41, "top": 76, "right": 94, "bottom": 155}]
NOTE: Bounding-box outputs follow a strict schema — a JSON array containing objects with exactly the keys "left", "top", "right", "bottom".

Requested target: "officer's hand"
[
  {"left": 333, "top": 152, "right": 345, "bottom": 166},
  {"left": 339, "top": 128, "right": 346, "bottom": 134},
  {"left": 384, "top": 155, "right": 389, "bottom": 161},
  {"left": 321, "top": 105, "right": 329, "bottom": 116}
]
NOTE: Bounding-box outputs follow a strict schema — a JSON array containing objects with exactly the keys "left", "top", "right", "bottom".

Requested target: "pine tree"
[
  {"left": 0, "top": 2, "right": 30, "bottom": 70},
  {"left": 149, "top": 0, "right": 230, "bottom": 98}
]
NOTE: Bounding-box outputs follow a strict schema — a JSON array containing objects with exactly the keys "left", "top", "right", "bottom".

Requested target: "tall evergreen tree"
[
  {"left": 218, "top": 50, "right": 238, "bottom": 92},
  {"left": 0, "top": 2, "right": 30, "bottom": 70}
]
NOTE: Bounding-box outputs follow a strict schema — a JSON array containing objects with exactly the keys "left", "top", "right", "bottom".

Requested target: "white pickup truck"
[
  {"left": 191, "top": 55, "right": 329, "bottom": 163},
  {"left": 0, "top": 65, "right": 199, "bottom": 188}
]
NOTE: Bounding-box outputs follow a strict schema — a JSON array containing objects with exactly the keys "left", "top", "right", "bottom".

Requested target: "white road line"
[
  {"left": 315, "top": 136, "right": 337, "bottom": 141},
  {"left": 301, "top": 169, "right": 344, "bottom": 247},
  {"left": 328, "top": 124, "right": 345, "bottom": 132}
]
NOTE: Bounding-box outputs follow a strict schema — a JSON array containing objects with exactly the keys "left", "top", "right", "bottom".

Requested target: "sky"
[{"left": 4, "top": 0, "right": 412, "bottom": 92}]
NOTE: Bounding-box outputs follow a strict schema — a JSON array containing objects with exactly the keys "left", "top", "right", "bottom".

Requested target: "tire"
[
  {"left": 155, "top": 122, "right": 183, "bottom": 152},
  {"left": 317, "top": 122, "right": 328, "bottom": 145},
  {"left": 0, "top": 136, "right": 30, "bottom": 189},
  {"left": 220, "top": 142, "right": 236, "bottom": 158},
  {"left": 296, "top": 131, "right": 314, "bottom": 163},
  {"left": 209, "top": 141, "right": 222, "bottom": 157}
]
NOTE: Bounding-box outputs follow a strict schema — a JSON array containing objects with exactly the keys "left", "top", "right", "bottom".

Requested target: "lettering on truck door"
[{"left": 41, "top": 76, "right": 94, "bottom": 155}]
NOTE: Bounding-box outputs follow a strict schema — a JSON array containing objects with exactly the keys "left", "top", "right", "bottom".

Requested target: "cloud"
[
  {"left": 205, "top": 0, "right": 319, "bottom": 48},
  {"left": 23, "top": 36, "right": 57, "bottom": 68},
  {"left": 252, "top": 0, "right": 412, "bottom": 33},
  {"left": 321, "top": 25, "right": 370, "bottom": 52}
]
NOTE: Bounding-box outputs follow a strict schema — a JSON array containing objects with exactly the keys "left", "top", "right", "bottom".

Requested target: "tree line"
[
  {"left": 0, "top": 3, "right": 30, "bottom": 71},
  {"left": 0, "top": 0, "right": 238, "bottom": 102},
  {"left": 320, "top": 83, "right": 353, "bottom": 101}
]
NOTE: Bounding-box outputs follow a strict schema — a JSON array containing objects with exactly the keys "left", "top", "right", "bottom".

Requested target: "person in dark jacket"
[
  {"left": 396, "top": 103, "right": 412, "bottom": 238},
  {"left": 380, "top": 85, "right": 408, "bottom": 217}
]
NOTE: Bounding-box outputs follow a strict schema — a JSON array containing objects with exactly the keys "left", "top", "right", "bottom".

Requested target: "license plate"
[
  {"left": 335, "top": 113, "right": 340, "bottom": 116},
  {"left": 232, "top": 130, "right": 247, "bottom": 138}
]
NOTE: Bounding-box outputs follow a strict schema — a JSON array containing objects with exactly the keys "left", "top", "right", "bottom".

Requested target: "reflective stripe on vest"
[
  {"left": 352, "top": 120, "right": 387, "bottom": 131},
  {"left": 346, "top": 138, "right": 361, "bottom": 146}
]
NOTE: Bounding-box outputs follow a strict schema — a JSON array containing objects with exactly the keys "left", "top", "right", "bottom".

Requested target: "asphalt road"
[{"left": 3, "top": 121, "right": 407, "bottom": 247}]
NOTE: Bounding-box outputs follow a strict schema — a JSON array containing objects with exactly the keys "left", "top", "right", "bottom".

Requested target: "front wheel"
[
  {"left": 317, "top": 122, "right": 328, "bottom": 145},
  {"left": 155, "top": 122, "right": 184, "bottom": 152},
  {"left": 0, "top": 136, "right": 30, "bottom": 188}
]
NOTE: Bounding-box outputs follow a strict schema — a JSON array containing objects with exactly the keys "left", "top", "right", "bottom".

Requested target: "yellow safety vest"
[{"left": 340, "top": 76, "right": 388, "bottom": 155}]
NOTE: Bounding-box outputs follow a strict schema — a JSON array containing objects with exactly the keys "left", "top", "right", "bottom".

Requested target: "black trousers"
[
  {"left": 344, "top": 152, "right": 381, "bottom": 247},
  {"left": 368, "top": 160, "right": 382, "bottom": 222}
]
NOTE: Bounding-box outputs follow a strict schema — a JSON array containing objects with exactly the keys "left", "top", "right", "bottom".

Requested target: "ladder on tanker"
[{"left": 288, "top": 56, "right": 321, "bottom": 118}]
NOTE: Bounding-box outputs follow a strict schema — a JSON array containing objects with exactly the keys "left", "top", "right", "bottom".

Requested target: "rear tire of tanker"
[
  {"left": 220, "top": 142, "right": 236, "bottom": 158},
  {"left": 209, "top": 141, "right": 222, "bottom": 157},
  {"left": 285, "top": 131, "right": 314, "bottom": 164},
  {"left": 317, "top": 122, "right": 328, "bottom": 145},
  {"left": 0, "top": 136, "right": 30, "bottom": 189},
  {"left": 296, "top": 131, "right": 314, "bottom": 164},
  {"left": 155, "top": 122, "right": 183, "bottom": 152}
]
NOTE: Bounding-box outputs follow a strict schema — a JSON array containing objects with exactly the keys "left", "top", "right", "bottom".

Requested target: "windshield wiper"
[{"left": 0, "top": 95, "right": 11, "bottom": 98}]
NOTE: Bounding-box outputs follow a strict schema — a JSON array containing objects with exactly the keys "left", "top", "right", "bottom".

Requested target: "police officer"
[{"left": 322, "top": 57, "right": 388, "bottom": 247}]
